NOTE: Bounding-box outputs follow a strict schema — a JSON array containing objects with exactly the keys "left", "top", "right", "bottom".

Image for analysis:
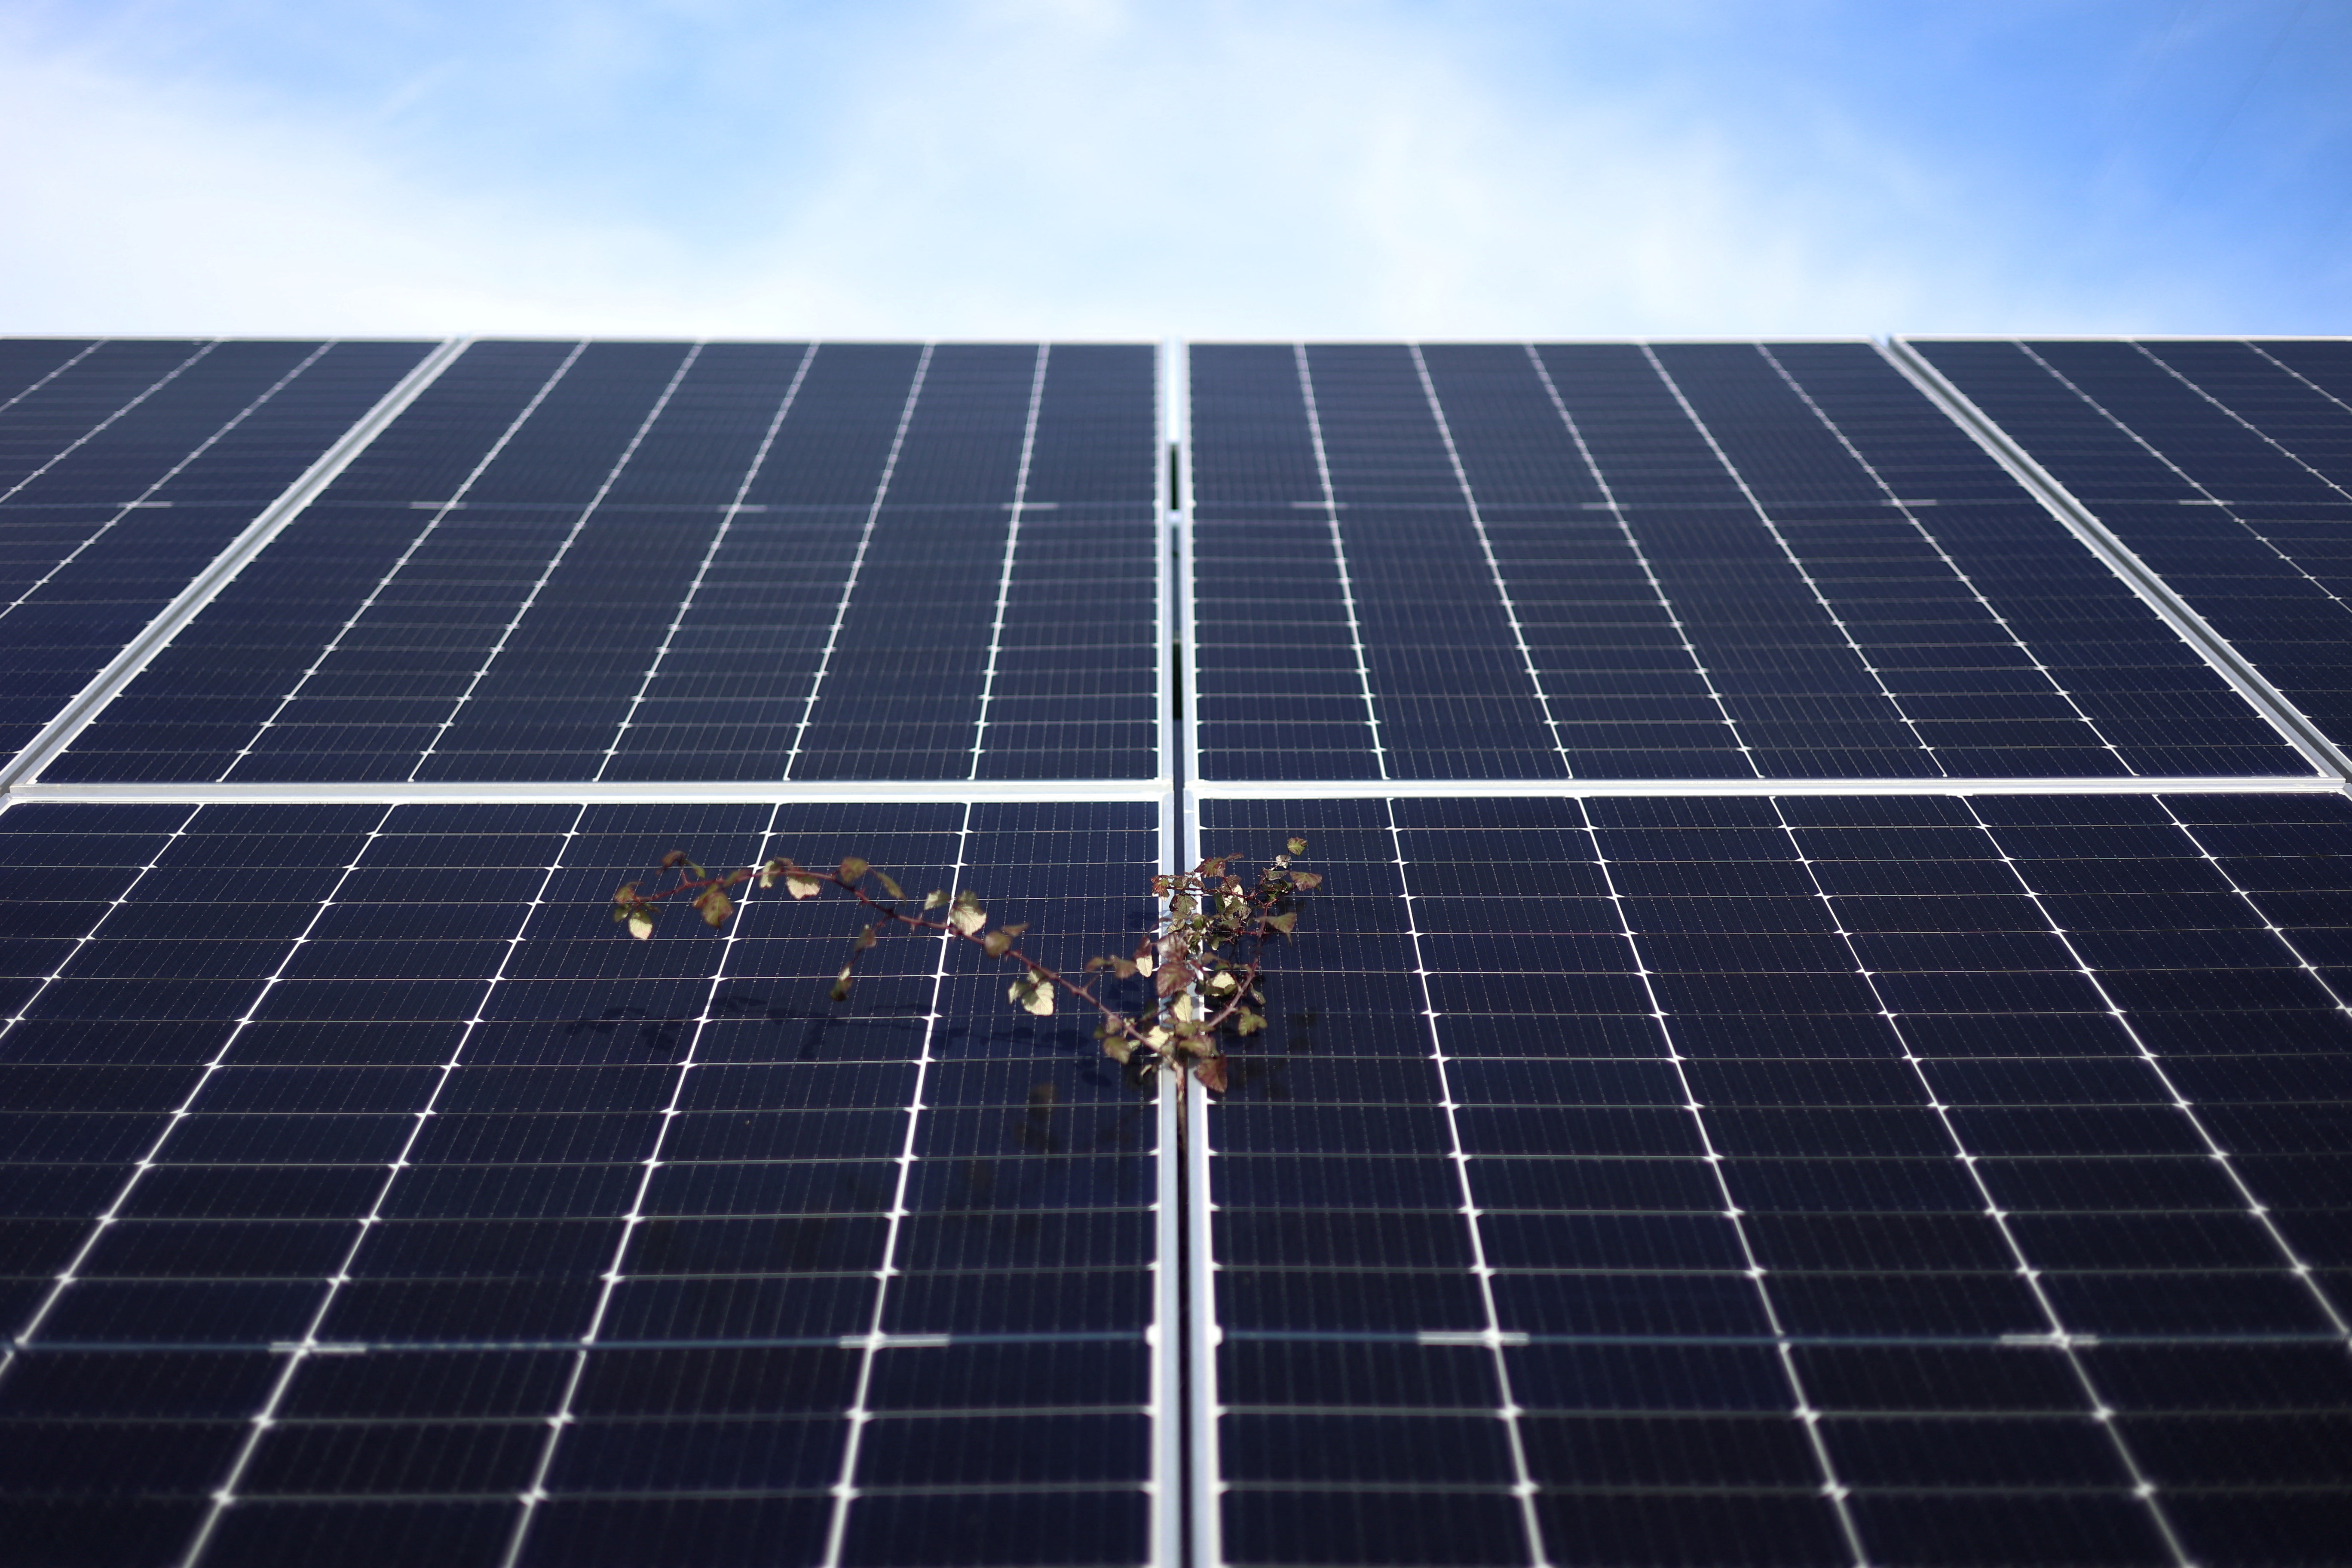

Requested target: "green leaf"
[
  {"left": 1286, "top": 837, "right": 1308, "bottom": 856},
  {"left": 872, "top": 870, "right": 904, "bottom": 900},
  {"left": 830, "top": 963, "right": 855, "bottom": 1001},
  {"left": 924, "top": 889, "right": 948, "bottom": 910},
  {"left": 758, "top": 858, "right": 787, "bottom": 888},
  {"left": 839, "top": 855, "right": 870, "bottom": 885},
  {"left": 854, "top": 923, "right": 877, "bottom": 951},
  {"left": 1264, "top": 910, "right": 1297, "bottom": 935},
  {"left": 694, "top": 885, "right": 734, "bottom": 928},
  {"left": 1235, "top": 1008, "right": 1266, "bottom": 1035},
  {"left": 983, "top": 928, "right": 1015, "bottom": 958},
  {"left": 786, "top": 872, "right": 824, "bottom": 900},
  {"left": 1290, "top": 871, "right": 1323, "bottom": 891}
]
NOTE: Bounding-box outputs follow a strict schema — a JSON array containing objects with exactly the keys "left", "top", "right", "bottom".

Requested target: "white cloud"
[{"left": 0, "top": 0, "right": 2310, "bottom": 338}]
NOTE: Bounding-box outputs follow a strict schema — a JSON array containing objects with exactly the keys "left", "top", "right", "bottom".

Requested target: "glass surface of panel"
[
  {"left": 0, "top": 799, "right": 1163, "bottom": 1568},
  {"left": 1186, "top": 343, "right": 2309, "bottom": 784},
  {"left": 45, "top": 342, "right": 1161, "bottom": 787},
  {"left": 1911, "top": 337, "right": 2352, "bottom": 762},
  {"left": 1197, "top": 792, "right": 2352, "bottom": 1568},
  {"left": 0, "top": 339, "right": 435, "bottom": 769}
]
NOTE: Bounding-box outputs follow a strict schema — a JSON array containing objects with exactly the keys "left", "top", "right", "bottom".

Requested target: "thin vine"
[{"left": 613, "top": 840, "right": 1318, "bottom": 1092}]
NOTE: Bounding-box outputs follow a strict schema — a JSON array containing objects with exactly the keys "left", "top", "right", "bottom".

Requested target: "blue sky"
[{"left": 2, "top": 0, "right": 2345, "bottom": 337}]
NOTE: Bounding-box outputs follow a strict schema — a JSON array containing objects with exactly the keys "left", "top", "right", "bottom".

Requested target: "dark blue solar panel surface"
[
  {"left": 0, "top": 798, "right": 1161, "bottom": 1567},
  {"left": 1199, "top": 791, "right": 2352, "bottom": 1568},
  {"left": 43, "top": 341, "right": 1161, "bottom": 786},
  {"left": 1187, "top": 343, "right": 2309, "bottom": 782},
  {"left": 1909, "top": 339, "right": 2352, "bottom": 766},
  {"left": 0, "top": 339, "right": 435, "bottom": 769}
]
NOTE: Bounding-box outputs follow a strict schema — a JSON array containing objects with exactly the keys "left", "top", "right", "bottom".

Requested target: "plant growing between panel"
[{"left": 612, "top": 841, "right": 1318, "bottom": 1091}]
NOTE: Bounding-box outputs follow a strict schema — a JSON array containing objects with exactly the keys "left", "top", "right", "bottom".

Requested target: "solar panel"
[
  {"left": 1902, "top": 338, "right": 2352, "bottom": 766},
  {"left": 34, "top": 342, "right": 1163, "bottom": 787},
  {"left": 0, "top": 796, "right": 1169, "bottom": 1567},
  {"left": 0, "top": 340, "right": 438, "bottom": 772},
  {"left": 1185, "top": 343, "right": 2314, "bottom": 784},
  {"left": 1191, "top": 788, "right": 2352, "bottom": 1568}
]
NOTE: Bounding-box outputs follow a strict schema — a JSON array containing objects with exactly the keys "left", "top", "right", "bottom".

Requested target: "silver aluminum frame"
[
  {"left": 1179, "top": 785, "right": 1224, "bottom": 1568},
  {"left": 1190, "top": 774, "right": 2345, "bottom": 800}
]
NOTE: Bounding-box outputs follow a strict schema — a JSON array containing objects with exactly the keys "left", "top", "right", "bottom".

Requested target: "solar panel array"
[
  {"left": 1184, "top": 339, "right": 2352, "bottom": 1568},
  {"left": 2, "top": 334, "right": 2349, "bottom": 1568}
]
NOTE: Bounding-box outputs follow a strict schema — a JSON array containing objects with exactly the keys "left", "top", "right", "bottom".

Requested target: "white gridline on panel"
[
  {"left": 407, "top": 343, "right": 709, "bottom": 781},
  {"left": 2014, "top": 338, "right": 2352, "bottom": 633},
  {"left": 1638, "top": 342, "right": 1948, "bottom": 776},
  {"left": 0, "top": 339, "right": 220, "bottom": 508},
  {"left": 592, "top": 342, "right": 821, "bottom": 781},
  {"left": 782, "top": 345, "right": 932, "bottom": 781},
  {"left": 0, "top": 338, "right": 107, "bottom": 419},
  {"left": 0, "top": 340, "right": 334, "bottom": 633},
  {"left": 2130, "top": 342, "right": 2352, "bottom": 506},
  {"left": 1749, "top": 342, "right": 2135, "bottom": 772},
  {"left": 215, "top": 338, "right": 589, "bottom": 784},
  {"left": 1756, "top": 794, "right": 2193, "bottom": 1564},
  {"left": 1520, "top": 342, "right": 1760, "bottom": 777}
]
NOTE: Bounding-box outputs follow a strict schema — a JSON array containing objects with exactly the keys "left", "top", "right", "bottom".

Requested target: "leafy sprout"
[{"left": 612, "top": 839, "right": 1319, "bottom": 1090}]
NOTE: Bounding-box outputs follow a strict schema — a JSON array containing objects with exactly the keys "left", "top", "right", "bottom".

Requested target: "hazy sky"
[{"left": 2, "top": 0, "right": 2345, "bottom": 338}]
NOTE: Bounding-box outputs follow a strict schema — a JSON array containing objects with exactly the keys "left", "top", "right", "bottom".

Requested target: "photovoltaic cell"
[
  {"left": 1197, "top": 791, "right": 2352, "bottom": 1568},
  {"left": 40, "top": 341, "right": 1161, "bottom": 786},
  {"left": 0, "top": 797, "right": 1163, "bottom": 1567},
  {"left": 0, "top": 339, "right": 436, "bottom": 769},
  {"left": 1908, "top": 338, "right": 2352, "bottom": 762},
  {"left": 1186, "top": 343, "right": 2309, "bottom": 783}
]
